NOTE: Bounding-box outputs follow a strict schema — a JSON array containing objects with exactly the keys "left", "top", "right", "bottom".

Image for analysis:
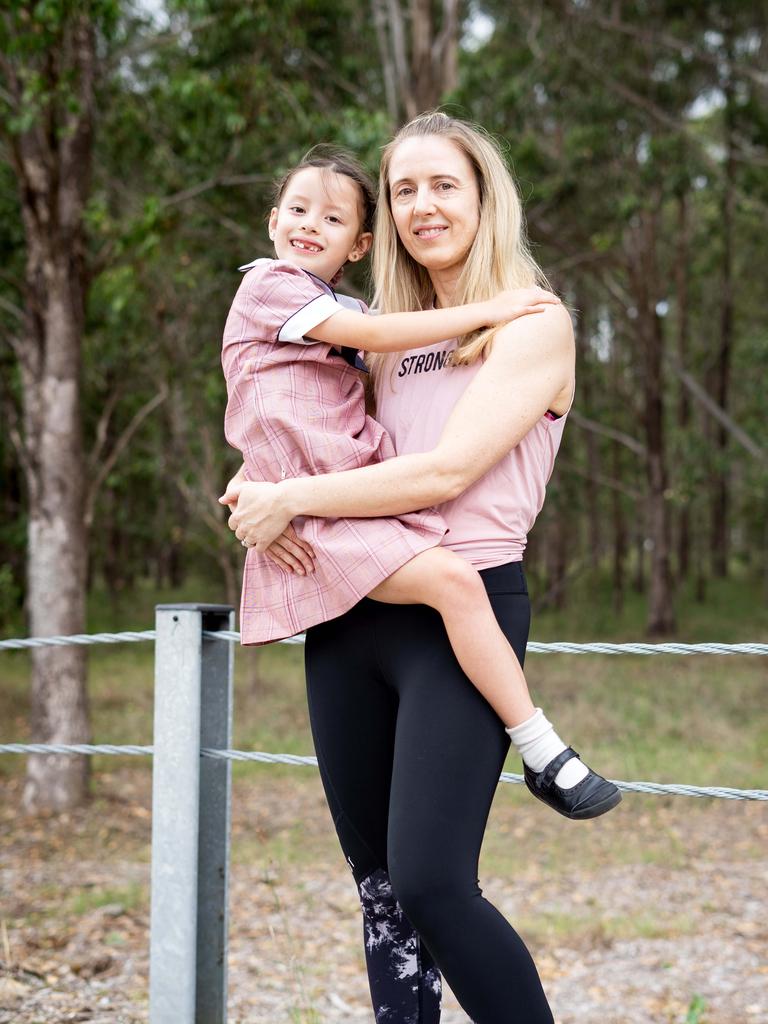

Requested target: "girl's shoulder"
[
  {"left": 234, "top": 257, "right": 330, "bottom": 309},
  {"left": 237, "top": 256, "right": 319, "bottom": 288},
  {"left": 236, "top": 258, "right": 367, "bottom": 313},
  {"left": 238, "top": 256, "right": 304, "bottom": 276}
]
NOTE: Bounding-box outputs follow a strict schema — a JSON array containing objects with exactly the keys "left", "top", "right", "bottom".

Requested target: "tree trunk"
[
  {"left": 629, "top": 205, "right": 675, "bottom": 635},
  {"left": 24, "top": 278, "right": 91, "bottom": 809},
  {"left": 2, "top": 12, "right": 97, "bottom": 812},
  {"left": 611, "top": 440, "right": 626, "bottom": 614},
  {"left": 633, "top": 517, "right": 645, "bottom": 595},
  {"left": 576, "top": 303, "right": 601, "bottom": 568},
  {"left": 371, "top": 0, "right": 460, "bottom": 125},
  {"left": 609, "top": 315, "right": 626, "bottom": 612},
  {"left": 675, "top": 190, "right": 691, "bottom": 582},
  {"left": 709, "top": 71, "right": 736, "bottom": 578}
]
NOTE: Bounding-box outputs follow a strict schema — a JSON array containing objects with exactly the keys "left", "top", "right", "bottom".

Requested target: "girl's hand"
[
  {"left": 483, "top": 287, "right": 561, "bottom": 325},
  {"left": 264, "top": 523, "right": 316, "bottom": 575},
  {"left": 219, "top": 480, "right": 294, "bottom": 551}
]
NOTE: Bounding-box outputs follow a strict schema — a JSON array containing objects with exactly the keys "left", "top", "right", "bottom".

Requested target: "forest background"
[{"left": 1, "top": 0, "right": 767, "bottom": 816}]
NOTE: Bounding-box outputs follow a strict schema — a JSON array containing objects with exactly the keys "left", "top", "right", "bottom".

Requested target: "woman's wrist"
[{"left": 280, "top": 477, "right": 306, "bottom": 518}]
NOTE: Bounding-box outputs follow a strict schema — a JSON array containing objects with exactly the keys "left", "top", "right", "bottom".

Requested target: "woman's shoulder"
[{"left": 491, "top": 302, "right": 574, "bottom": 360}]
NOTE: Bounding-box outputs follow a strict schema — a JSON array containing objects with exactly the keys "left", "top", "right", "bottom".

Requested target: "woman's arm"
[
  {"left": 223, "top": 461, "right": 316, "bottom": 571},
  {"left": 308, "top": 287, "right": 560, "bottom": 353},
  {"left": 224, "top": 306, "right": 574, "bottom": 549}
]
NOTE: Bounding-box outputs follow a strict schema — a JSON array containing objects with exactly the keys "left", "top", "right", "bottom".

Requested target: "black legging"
[{"left": 305, "top": 561, "right": 554, "bottom": 1024}]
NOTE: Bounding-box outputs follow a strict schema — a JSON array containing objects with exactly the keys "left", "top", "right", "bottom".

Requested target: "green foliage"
[{"left": 1, "top": 0, "right": 766, "bottom": 629}]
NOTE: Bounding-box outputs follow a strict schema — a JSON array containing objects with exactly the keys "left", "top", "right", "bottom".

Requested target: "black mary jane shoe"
[{"left": 523, "top": 747, "right": 622, "bottom": 820}]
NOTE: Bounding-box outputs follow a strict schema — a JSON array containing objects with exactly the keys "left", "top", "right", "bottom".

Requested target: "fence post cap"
[{"left": 155, "top": 603, "right": 234, "bottom": 613}]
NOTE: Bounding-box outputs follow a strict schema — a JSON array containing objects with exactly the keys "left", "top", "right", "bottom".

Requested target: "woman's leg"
[
  {"left": 369, "top": 546, "right": 536, "bottom": 727},
  {"left": 381, "top": 563, "right": 554, "bottom": 1024},
  {"left": 305, "top": 601, "right": 442, "bottom": 1023}
]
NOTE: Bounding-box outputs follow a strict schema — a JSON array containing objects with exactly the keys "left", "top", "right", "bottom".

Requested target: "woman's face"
[{"left": 387, "top": 135, "right": 481, "bottom": 278}]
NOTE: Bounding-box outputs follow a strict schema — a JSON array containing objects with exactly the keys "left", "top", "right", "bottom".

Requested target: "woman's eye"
[
  {"left": 437, "top": 181, "right": 455, "bottom": 191},
  {"left": 394, "top": 187, "right": 413, "bottom": 199}
]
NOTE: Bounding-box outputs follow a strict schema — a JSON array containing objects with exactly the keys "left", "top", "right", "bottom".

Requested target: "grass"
[
  {"left": 67, "top": 881, "right": 145, "bottom": 916},
  {"left": 1, "top": 569, "right": 766, "bottom": 789},
  {"left": 514, "top": 907, "right": 698, "bottom": 945},
  {"left": 686, "top": 995, "right": 708, "bottom": 1024}
]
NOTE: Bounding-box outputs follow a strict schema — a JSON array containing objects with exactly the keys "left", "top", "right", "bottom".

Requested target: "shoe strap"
[{"left": 540, "top": 746, "right": 580, "bottom": 789}]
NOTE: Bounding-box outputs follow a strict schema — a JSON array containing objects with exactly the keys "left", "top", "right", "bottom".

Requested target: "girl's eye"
[
  {"left": 289, "top": 206, "right": 304, "bottom": 214},
  {"left": 327, "top": 215, "right": 342, "bottom": 224}
]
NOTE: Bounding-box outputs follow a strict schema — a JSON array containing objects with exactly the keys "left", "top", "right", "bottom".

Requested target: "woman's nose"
[{"left": 413, "top": 186, "right": 436, "bottom": 216}]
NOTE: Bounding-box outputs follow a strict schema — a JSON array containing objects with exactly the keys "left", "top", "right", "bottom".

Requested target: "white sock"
[{"left": 506, "top": 708, "right": 589, "bottom": 789}]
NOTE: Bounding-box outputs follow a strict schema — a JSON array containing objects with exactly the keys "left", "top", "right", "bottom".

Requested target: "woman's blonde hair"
[{"left": 370, "top": 111, "right": 549, "bottom": 382}]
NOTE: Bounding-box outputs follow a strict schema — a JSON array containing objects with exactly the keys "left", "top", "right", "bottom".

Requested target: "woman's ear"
[
  {"left": 268, "top": 208, "right": 279, "bottom": 241},
  {"left": 348, "top": 231, "right": 373, "bottom": 262}
]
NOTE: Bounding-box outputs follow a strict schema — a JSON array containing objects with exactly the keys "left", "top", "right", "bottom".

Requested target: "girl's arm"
[
  {"left": 224, "top": 305, "right": 574, "bottom": 549},
  {"left": 308, "top": 287, "right": 559, "bottom": 353}
]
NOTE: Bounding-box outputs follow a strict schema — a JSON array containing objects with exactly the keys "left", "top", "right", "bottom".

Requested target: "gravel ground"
[{"left": 1, "top": 770, "right": 766, "bottom": 1024}]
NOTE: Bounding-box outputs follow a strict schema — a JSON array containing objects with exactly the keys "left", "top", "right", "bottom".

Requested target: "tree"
[
  {"left": 371, "top": 0, "right": 462, "bottom": 125},
  {"left": 0, "top": 1, "right": 122, "bottom": 811}
]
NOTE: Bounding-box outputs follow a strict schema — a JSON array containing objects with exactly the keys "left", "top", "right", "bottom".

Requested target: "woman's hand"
[
  {"left": 483, "top": 287, "right": 561, "bottom": 325},
  {"left": 219, "top": 479, "right": 295, "bottom": 550}
]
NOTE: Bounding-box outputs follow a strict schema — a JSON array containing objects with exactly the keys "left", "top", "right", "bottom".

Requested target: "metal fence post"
[{"left": 149, "top": 603, "right": 234, "bottom": 1024}]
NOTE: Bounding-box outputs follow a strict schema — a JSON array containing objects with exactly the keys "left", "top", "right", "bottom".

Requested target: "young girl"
[{"left": 221, "top": 147, "right": 620, "bottom": 820}]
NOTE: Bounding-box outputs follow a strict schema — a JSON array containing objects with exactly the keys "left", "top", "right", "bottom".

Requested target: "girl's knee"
[{"left": 432, "top": 552, "right": 484, "bottom": 603}]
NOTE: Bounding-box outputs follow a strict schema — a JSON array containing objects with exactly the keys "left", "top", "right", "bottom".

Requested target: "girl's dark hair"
[{"left": 273, "top": 145, "right": 376, "bottom": 234}]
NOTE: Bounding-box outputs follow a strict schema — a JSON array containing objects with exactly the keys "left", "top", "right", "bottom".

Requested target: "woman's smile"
[{"left": 412, "top": 224, "right": 449, "bottom": 240}]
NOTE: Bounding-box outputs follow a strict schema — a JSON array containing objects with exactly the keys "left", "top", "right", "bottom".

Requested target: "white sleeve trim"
[
  {"left": 335, "top": 293, "right": 366, "bottom": 313},
  {"left": 237, "top": 257, "right": 271, "bottom": 272},
  {"left": 278, "top": 293, "right": 345, "bottom": 344}
]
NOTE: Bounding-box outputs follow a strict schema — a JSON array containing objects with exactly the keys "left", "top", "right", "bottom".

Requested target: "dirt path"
[{"left": 1, "top": 769, "right": 766, "bottom": 1024}]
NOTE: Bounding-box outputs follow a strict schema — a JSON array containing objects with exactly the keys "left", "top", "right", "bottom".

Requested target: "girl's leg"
[
  {"left": 379, "top": 563, "right": 555, "bottom": 1024},
  {"left": 369, "top": 547, "right": 536, "bottom": 726},
  {"left": 305, "top": 603, "right": 442, "bottom": 1023},
  {"left": 370, "top": 549, "right": 621, "bottom": 816}
]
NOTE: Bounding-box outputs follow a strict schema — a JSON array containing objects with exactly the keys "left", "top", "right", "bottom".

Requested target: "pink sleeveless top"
[{"left": 375, "top": 338, "right": 571, "bottom": 569}]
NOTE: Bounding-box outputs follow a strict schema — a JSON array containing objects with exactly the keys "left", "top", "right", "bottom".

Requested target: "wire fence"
[
  {"left": 2, "top": 627, "right": 767, "bottom": 802},
  {"left": 0, "top": 741, "right": 765, "bottom": 801},
  {"left": 3, "top": 628, "right": 768, "bottom": 656}
]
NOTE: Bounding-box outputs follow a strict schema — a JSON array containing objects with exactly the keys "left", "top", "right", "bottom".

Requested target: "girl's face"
[
  {"left": 269, "top": 167, "right": 371, "bottom": 284},
  {"left": 387, "top": 136, "right": 481, "bottom": 278}
]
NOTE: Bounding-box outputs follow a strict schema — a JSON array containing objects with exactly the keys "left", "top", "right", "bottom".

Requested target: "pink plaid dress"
[{"left": 222, "top": 259, "right": 446, "bottom": 644}]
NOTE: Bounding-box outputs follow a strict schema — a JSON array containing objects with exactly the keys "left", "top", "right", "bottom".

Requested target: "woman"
[{"left": 225, "top": 112, "right": 573, "bottom": 1023}]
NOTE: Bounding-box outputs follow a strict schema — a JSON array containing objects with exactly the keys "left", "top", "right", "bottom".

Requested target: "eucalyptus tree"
[{"left": 0, "top": 1, "right": 124, "bottom": 811}]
